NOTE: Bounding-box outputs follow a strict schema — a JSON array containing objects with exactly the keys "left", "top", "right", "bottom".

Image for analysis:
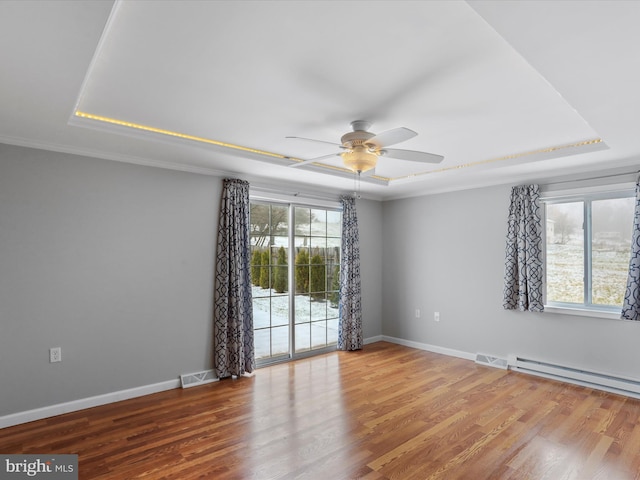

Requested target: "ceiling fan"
[{"left": 287, "top": 120, "right": 444, "bottom": 174}]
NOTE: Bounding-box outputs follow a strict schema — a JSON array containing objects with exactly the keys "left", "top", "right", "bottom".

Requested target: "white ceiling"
[{"left": 1, "top": 0, "right": 639, "bottom": 200}]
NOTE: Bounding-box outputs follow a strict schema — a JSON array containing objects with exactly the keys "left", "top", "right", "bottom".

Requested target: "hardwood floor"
[{"left": 3, "top": 342, "right": 640, "bottom": 479}]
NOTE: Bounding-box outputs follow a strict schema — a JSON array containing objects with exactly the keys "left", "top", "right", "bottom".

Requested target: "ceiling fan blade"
[
  {"left": 366, "top": 127, "right": 417, "bottom": 148},
  {"left": 286, "top": 136, "right": 343, "bottom": 148},
  {"left": 382, "top": 148, "right": 444, "bottom": 164},
  {"left": 289, "top": 151, "right": 342, "bottom": 168}
]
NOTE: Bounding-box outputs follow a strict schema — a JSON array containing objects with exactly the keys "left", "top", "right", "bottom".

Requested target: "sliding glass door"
[{"left": 250, "top": 201, "right": 341, "bottom": 364}]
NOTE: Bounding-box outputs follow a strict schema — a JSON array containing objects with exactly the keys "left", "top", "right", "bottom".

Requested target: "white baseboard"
[
  {"left": 2, "top": 338, "right": 471, "bottom": 429},
  {"left": 364, "top": 335, "right": 383, "bottom": 345},
  {"left": 380, "top": 335, "right": 475, "bottom": 361},
  {"left": 0, "top": 379, "right": 180, "bottom": 429}
]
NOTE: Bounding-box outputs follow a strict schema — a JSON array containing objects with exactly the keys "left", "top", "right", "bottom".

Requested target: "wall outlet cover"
[{"left": 50, "top": 347, "right": 62, "bottom": 363}]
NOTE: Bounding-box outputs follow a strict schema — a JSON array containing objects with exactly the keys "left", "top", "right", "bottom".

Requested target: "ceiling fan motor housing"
[{"left": 340, "top": 130, "right": 375, "bottom": 149}]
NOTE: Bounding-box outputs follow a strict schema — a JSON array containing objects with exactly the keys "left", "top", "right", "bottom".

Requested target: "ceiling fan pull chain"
[{"left": 353, "top": 171, "right": 362, "bottom": 199}]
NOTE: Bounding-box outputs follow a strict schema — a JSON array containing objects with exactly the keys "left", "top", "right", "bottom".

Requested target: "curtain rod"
[
  {"left": 249, "top": 184, "right": 343, "bottom": 203},
  {"left": 542, "top": 170, "right": 639, "bottom": 187}
]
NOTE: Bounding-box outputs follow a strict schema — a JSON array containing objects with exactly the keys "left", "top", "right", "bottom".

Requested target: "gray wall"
[
  {"left": 356, "top": 199, "right": 383, "bottom": 341},
  {"left": 10, "top": 139, "right": 636, "bottom": 418},
  {"left": 0, "top": 144, "right": 220, "bottom": 416},
  {"left": 381, "top": 185, "right": 640, "bottom": 379},
  {"left": 0, "top": 144, "right": 384, "bottom": 417}
]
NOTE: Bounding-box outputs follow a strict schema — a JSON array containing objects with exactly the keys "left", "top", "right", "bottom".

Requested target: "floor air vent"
[
  {"left": 475, "top": 353, "right": 508, "bottom": 370},
  {"left": 180, "top": 369, "right": 218, "bottom": 388}
]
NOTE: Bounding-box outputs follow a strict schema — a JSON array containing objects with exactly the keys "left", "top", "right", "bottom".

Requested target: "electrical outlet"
[
  {"left": 415, "top": 308, "right": 421, "bottom": 318},
  {"left": 434, "top": 312, "right": 440, "bottom": 322},
  {"left": 50, "top": 347, "right": 62, "bottom": 363}
]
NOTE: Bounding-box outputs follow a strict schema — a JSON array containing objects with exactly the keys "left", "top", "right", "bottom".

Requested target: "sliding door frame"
[{"left": 251, "top": 197, "right": 341, "bottom": 367}]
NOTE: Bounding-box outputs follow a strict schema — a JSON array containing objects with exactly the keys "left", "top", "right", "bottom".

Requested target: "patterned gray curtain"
[
  {"left": 503, "top": 185, "right": 544, "bottom": 312},
  {"left": 338, "top": 195, "right": 363, "bottom": 350},
  {"left": 213, "top": 178, "right": 254, "bottom": 378},
  {"left": 621, "top": 177, "right": 640, "bottom": 320}
]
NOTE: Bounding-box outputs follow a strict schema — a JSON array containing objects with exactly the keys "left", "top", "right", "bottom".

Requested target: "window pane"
[
  {"left": 271, "top": 326, "right": 289, "bottom": 357},
  {"left": 327, "top": 238, "right": 341, "bottom": 259},
  {"left": 294, "top": 246, "right": 309, "bottom": 294},
  {"left": 311, "top": 209, "right": 327, "bottom": 236},
  {"left": 270, "top": 205, "right": 288, "bottom": 235},
  {"left": 592, "top": 197, "right": 634, "bottom": 306},
  {"left": 271, "top": 236, "right": 289, "bottom": 248},
  {"left": 327, "top": 210, "right": 341, "bottom": 237},
  {"left": 294, "top": 294, "right": 310, "bottom": 324},
  {"left": 295, "top": 207, "right": 311, "bottom": 235},
  {"left": 295, "top": 323, "right": 311, "bottom": 353},
  {"left": 253, "top": 297, "right": 270, "bottom": 329},
  {"left": 327, "top": 319, "right": 338, "bottom": 345},
  {"left": 311, "top": 321, "right": 327, "bottom": 349},
  {"left": 254, "top": 328, "right": 270, "bottom": 360},
  {"left": 250, "top": 203, "right": 270, "bottom": 243},
  {"left": 271, "top": 295, "right": 289, "bottom": 327},
  {"left": 251, "top": 202, "right": 288, "bottom": 247},
  {"left": 311, "top": 295, "right": 327, "bottom": 321},
  {"left": 294, "top": 236, "right": 310, "bottom": 249},
  {"left": 546, "top": 202, "right": 584, "bottom": 303},
  {"left": 309, "top": 257, "right": 326, "bottom": 296},
  {"left": 309, "top": 237, "right": 326, "bottom": 257},
  {"left": 272, "top": 245, "right": 288, "bottom": 295}
]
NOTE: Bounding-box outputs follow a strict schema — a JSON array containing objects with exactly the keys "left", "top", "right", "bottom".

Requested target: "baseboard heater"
[{"left": 507, "top": 355, "right": 640, "bottom": 399}]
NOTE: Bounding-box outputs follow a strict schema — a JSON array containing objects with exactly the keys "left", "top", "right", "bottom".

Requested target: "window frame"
[
  {"left": 540, "top": 182, "right": 635, "bottom": 318},
  {"left": 249, "top": 193, "right": 342, "bottom": 367}
]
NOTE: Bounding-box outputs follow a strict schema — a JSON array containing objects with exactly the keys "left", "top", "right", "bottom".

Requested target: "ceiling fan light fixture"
[{"left": 341, "top": 145, "right": 378, "bottom": 173}]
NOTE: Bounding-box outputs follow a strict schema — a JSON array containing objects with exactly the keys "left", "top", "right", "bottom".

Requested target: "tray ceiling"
[{"left": 2, "top": 1, "right": 639, "bottom": 199}]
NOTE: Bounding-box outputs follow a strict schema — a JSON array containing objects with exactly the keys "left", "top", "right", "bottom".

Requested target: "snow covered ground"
[
  {"left": 252, "top": 285, "right": 338, "bottom": 359},
  {"left": 547, "top": 241, "right": 629, "bottom": 305}
]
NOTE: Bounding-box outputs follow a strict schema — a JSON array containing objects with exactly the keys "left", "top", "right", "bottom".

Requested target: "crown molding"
[{"left": 0, "top": 134, "right": 232, "bottom": 177}]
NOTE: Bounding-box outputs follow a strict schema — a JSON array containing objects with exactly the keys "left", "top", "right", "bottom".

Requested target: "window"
[
  {"left": 543, "top": 188, "right": 634, "bottom": 313},
  {"left": 250, "top": 201, "right": 341, "bottom": 364}
]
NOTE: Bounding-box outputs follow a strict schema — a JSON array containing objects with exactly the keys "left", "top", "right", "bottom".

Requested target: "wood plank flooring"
[{"left": 2, "top": 342, "right": 640, "bottom": 479}]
